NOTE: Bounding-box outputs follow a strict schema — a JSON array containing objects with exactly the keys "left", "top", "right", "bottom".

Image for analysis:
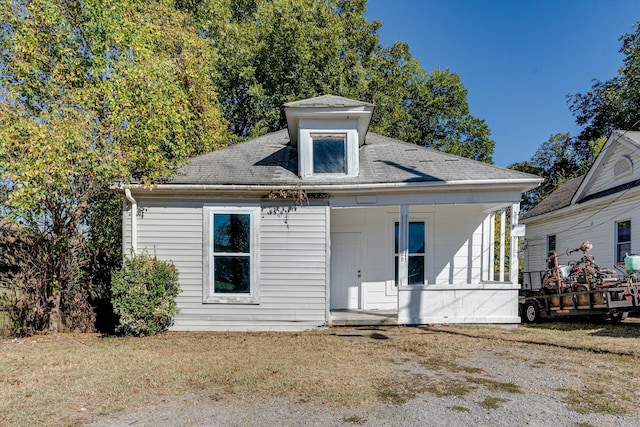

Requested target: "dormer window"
[
  {"left": 312, "top": 133, "right": 347, "bottom": 174},
  {"left": 297, "top": 121, "right": 358, "bottom": 178},
  {"left": 283, "top": 95, "right": 374, "bottom": 180}
]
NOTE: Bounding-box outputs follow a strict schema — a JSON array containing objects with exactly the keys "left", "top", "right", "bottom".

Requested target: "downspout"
[{"left": 125, "top": 189, "right": 137, "bottom": 255}]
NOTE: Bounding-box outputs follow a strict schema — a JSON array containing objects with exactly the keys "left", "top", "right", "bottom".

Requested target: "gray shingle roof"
[
  {"left": 521, "top": 176, "right": 584, "bottom": 219},
  {"left": 168, "top": 130, "right": 539, "bottom": 186},
  {"left": 284, "top": 95, "right": 374, "bottom": 108}
]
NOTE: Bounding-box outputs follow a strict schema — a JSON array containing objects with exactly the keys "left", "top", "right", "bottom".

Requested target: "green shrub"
[{"left": 111, "top": 253, "right": 180, "bottom": 336}]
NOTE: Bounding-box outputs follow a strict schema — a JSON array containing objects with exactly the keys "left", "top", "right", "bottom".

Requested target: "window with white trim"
[
  {"left": 205, "top": 206, "right": 259, "bottom": 303},
  {"left": 394, "top": 221, "right": 426, "bottom": 285},
  {"left": 297, "top": 120, "right": 358, "bottom": 178},
  {"left": 312, "top": 133, "right": 346, "bottom": 174},
  {"left": 616, "top": 220, "right": 631, "bottom": 264}
]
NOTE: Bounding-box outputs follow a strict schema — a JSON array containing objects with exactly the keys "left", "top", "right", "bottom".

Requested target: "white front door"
[{"left": 330, "top": 232, "right": 361, "bottom": 309}]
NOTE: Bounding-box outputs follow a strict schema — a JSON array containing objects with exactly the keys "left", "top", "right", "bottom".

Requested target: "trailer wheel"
[
  {"left": 523, "top": 301, "right": 541, "bottom": 323},
  {"left": 610, "top": 312, "right": 629, "bottom": 323}
]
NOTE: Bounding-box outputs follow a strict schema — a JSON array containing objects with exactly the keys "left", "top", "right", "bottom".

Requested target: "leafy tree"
[
  {"left": 569, "top": 20, "right": 640, "bottom": 155},
  {"left": 517, "top": 21, "right": 639, "bottom": 212},
  {"left": 509, "top": 133, "right": 586, "bottom": 212},
  {"left": 182, "top": 0, "right": 495, "bottom": 162},
  {"left": 0, "top": 0, "right": 227, "bottom": 333}
]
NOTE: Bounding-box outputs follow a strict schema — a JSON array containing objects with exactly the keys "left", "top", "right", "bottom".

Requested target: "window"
[
  {"left": 616, "top": 220, "right": 631, "bottom": 264},
  {"left": 547, "top": 235, "right": 556, "bottom": 253},
  {"left": 394, "top": 221, "right": 425, "bottom": 285},
  {"left": 312, "top": 133, "right": 346, "bottom": 174},
  {"left": 205, "top": 207, "right": 259, "bottom": 303},
  {"left": 547, "top": 234, "right": 557, "bottom": 269}
]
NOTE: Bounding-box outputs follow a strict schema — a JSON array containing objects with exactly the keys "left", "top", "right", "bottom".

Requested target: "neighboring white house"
[
  {"left": 521, "top": 130, "right": 640, "bottom": 288},
  {"left": 118, "top": 95, "right": 542, "bottom": 331}
]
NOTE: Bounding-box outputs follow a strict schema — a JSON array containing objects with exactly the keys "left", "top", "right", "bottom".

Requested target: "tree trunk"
[{"left": 47, "top": 291, "right": 62, "bottom": 333}]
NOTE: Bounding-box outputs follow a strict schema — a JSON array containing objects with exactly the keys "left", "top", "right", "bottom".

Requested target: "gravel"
[{"left": 89, "top": 342, "right": 640, "bottom": 427}]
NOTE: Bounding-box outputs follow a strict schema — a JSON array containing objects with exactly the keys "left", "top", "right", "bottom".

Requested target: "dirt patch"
[{"left": 1, "top": 322, "right": 639, "bottom": 426}]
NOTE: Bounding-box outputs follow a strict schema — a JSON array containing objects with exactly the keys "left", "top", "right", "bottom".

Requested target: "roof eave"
[{"left": 115, "top": 177, "right": 543, "bottom": 196}]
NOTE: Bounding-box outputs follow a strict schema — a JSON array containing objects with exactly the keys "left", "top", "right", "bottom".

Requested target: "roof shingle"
[{"left": 168, "top": 130, "right": 539, "bottom": 186}]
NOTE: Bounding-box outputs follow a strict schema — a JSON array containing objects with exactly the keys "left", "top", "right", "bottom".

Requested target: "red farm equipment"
[{"left": 520, "top": 242, "right": 640, "bottom": 322}]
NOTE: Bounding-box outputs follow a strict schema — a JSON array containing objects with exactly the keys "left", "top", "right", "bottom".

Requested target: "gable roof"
[
  {"left": 521, "top": 176, "right": 584, "bottom": 219},
  {"left": 167, "top": 129, "right": 540, "bottom": 188},
  {"left": 571, "top": 130, "right": 640, "bottom": 203},
  {"left": 522, "top": 130, "right": 640, "bottom": 221}
]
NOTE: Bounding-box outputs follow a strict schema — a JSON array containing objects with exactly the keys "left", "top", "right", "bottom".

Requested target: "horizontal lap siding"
[
  {"left": 135, "top": 202, "right": 204, "bottom": 313},
  {"left": 433, "top": 206, "right": 485, "bottom": 284},
  {"left": 257, "top": 206, "right": 327, "bottom": 325},
  {"left": 134, "top": 199, "right": 328, "bottom": 331},
  {"left": 525, "top": 192, "right": 640, "bottom": 274}
]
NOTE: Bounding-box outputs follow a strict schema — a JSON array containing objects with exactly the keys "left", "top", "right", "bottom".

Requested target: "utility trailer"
[{"left": 519, "top": 242, "right": 640, "bottom": 323}]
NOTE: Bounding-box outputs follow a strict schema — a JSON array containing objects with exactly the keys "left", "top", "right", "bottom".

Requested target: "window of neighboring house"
[
  {"left": 312, "top": 133, "right": 346, "bottom": 174},
  {"left": 547, "top": 235, "right": 556, "bottom": 254},
  {"left": 205, "top": 207, "right": 259, "bottom": 303},
  {"left": 616, "top": 220, "right": 631, "bottom": 264},
  {"left": 394, "top": 221, "right": 425, "bottom": 285},
  {"left": 547, "top": 234, "right": 557, "bottom": 269}
]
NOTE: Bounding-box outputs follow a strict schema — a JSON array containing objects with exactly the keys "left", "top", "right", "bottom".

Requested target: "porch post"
[
  {"left": 398, "top": 205, "right": 409, "bottom": 287},
  {"left": 509, "top": 203, "right": 520, "bottom": 285},
  {"left": 499, "top": 209, "right": 506, "bottom": 282},
  {"left": 489, "top": 213, "right": 495, "bottom": 281}
]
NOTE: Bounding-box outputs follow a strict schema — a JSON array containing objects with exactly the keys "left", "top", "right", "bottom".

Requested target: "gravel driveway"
[{"left": 90, "top": 337, "right": 640, "bottom": 427}]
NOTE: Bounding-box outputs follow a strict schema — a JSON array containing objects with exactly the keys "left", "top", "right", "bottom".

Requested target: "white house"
[
  {"left": 521, "top": 130, "right": 640, "bottom": 288},
  {"left": 118, "top": 95, "right": 542, "bottom": 331}
]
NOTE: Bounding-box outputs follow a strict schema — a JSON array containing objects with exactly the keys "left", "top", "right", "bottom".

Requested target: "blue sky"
[{"left": 365, "top": 0, "right": 639, "bottom": 167}]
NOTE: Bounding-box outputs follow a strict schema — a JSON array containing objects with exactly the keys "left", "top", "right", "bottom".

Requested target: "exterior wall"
[
  {"left": 123, "top": 197, "right": 328, "bottom": 331},
  {"left": 398, "top": 284, "right": 520, "bottom": 324},
  {"left": 581, "top": 144, "right": 639, "bottom": 197},
  {"left": 331, "top": 204, "right": 515, "bottom": 323},
  {"left": 331, "top": 206, "right": 390, "bottom": 309},
  {"left": 523, "top": 187, "right": 640, "bottom": 282},
  {"left": 122, "top": 194, "right": 517, "bottom": 329},
  {"left": 432, "top": 206, "right": 486, "bottom": 285}
]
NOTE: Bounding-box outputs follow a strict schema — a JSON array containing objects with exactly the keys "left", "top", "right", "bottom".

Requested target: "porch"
[{"left": 328, "top": 202, "right": 523, "bottom": 325}]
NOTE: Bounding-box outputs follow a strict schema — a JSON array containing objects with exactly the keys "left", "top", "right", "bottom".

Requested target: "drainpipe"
[{"left": 124, "top": 189, "right": 137, "bottom": 255}]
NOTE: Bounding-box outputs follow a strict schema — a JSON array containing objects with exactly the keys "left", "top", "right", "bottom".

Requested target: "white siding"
[
  {"left": 132, "top": 198, "right": 328, "bottom": 331},
  {"left": 523, "top": 187, "right": 640, "bottom": 277},
  {"left": 432, "top": 206, "right": 486, "bottom": 285},
  {"left": 331, "top": 205, "right": 514, "bottom": 322},
  {"left": 582, "top": 144, "right": 640, "bottom": 197},
  {"left": 126, "top": 194, "right": 515, "bottom": 328}
]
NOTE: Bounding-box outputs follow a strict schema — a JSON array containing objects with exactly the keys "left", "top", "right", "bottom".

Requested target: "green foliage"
[
  {"left": 509, "top": 132, "right": 586, "bottom": 212},
  {"left": 111, "top": 253, "right": 180, "bottom": 336},
  {"left": 183, "top": 0, "right": 494, "bottom": 162},
  {"left": 0, "top": 0, "right": 227, "bottom": 333},
  {"left": 513, "top": 21, "right": 639, "bottom": 213},
  {"left": 569, "top": 20, "right": 640, "bottom": 148}
]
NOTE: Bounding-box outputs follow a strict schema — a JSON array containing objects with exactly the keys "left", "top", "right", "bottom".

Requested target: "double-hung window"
[
  {"left": 616, "top": 220, "right": 631, "bottom": 264},
  {"left": 394, "top": 221, "right": 426, "bottom": 285},
  {"left": 205, "top": 206, "right": 259, "bottom": 304}
]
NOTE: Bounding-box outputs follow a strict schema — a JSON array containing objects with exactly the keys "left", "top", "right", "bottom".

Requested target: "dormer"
[{"left": 284, "top": 95, "right": 374, "bottom": 179}]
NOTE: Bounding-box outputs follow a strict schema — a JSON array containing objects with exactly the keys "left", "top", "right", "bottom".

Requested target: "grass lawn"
[{"left": 1, "top": 320, "right": 639, "bottom": 425}]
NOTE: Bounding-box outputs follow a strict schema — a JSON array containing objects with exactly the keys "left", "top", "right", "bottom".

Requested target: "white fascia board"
[
  {"left": 521, "top": 184, "right": 640, "bottom": 225},
  {"left": 285, "top": 107, "right": 374, "bottom": 146},
  {"left": 116, "top": 177, "right": 542, "bottom": 197},
  {"left": 571, "top": 131, "right": 618, "bottom": 204}
]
